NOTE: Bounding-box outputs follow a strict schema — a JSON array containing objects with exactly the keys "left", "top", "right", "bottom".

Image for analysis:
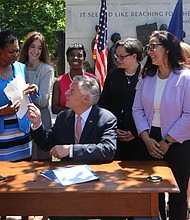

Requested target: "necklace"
[
  {"left": 126, "top": 75, "right": 133, "bottom": 84},
  {"left": 0, "top": 66, "right": 12, "bottom": 78},
  {"left": 157, "top": 67, "right": 171, "bottom": 79},
  {"left": 68, "top": 70, "right": 84, "bottom": 81},
  {"left": 125, "top": 70, "right": 136, "bottom": 84},
  {"left": 0, "top": 70, "right": 8, "bottom": 75},
  {"left": 0, "top": 72, "right": 9, "bottom": 79},
  {"left": 124, "top": 70, "right": 136, "bottom": 77},
  {"left": 124, "top": 63, "right": 141, "bottom": 84}
]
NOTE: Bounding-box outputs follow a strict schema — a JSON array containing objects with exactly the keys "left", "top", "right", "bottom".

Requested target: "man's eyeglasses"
[
  {"left": 114, "top": 53, "right": 132, "bottom": 60},
  {"left": 145, "top": 43, "right": 163, "bottom": 52}
]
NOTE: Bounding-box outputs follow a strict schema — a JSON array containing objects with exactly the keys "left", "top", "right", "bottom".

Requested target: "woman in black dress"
[{"left": 99, "top": 38, "right": 149, "bottom": 161}]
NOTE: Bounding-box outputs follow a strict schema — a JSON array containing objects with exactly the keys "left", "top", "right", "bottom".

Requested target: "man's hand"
[
  {"left": 50, "top": 145, "right": 71, "bottom": 159},
  {"left": 27, "top": 103, "right": 42, "bottom": 128}
]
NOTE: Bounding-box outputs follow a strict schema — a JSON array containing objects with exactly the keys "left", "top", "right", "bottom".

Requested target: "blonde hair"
[{"left": 180, "top": 42, "right": 190, "bottom": 58}]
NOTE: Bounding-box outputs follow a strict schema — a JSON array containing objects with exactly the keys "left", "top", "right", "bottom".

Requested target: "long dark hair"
[
  {"left": 142, "top": 31, "right": 184, "bottom": 78},
  {"left": 18, "top": 31, "right": 52, "bottom": 66}
]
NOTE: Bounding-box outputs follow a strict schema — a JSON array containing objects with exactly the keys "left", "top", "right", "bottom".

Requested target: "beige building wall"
[{"left": 65, "top": 0, "right": 190, "bottom": 71}]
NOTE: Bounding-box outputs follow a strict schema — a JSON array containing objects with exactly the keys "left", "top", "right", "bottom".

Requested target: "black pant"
[
  {"left": 114, "top": 137, "right": 150, "bottom": 161},
  {"left": 150, "top": 126, "right": 190, "bottom": 220}
]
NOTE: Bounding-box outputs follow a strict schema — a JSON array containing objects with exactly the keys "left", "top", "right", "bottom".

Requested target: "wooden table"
[{"left": 0, "top": 160, "right": 179, "bottom": 217}]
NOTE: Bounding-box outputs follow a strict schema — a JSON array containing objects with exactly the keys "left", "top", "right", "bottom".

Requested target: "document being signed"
[{"left": 41, "top": 165, "right": 99, "bottom": 186}]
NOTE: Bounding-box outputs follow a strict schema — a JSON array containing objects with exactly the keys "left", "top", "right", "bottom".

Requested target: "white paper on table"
[
  {"left": 4, "top": 73, "right": 30, "bottom": 119},
  {"left": 51, "top": 165, "right": 99, "bottom": 186}
]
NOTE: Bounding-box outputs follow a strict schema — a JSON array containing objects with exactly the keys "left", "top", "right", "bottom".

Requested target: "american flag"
[{"left": 95, "top": 0, "right": 108, "bottom": 89}]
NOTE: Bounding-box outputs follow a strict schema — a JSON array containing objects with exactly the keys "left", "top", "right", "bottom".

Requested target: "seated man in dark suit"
[
  {"left": 27, "top": 75, "right": 117, "bottom": 164},
  {"left": 27, "top": 75, "right": 117, "bottom": 220}
]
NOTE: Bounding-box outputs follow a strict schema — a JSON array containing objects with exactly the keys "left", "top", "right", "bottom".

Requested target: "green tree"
[{"left": 0, "top": 0, "right": 65, "bottom": 57}]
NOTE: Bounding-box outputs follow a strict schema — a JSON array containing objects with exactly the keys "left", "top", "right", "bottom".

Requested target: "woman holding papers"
[{"left": 0, "top": 29, "right": 38, "bottom": 162}]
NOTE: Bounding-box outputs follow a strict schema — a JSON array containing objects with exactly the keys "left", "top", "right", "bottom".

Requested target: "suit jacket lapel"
[
  {"left": 80, "top": 105, "right": 97, "bottom": 143},
  {"left": 64, "top": 110, "right": 75, "bottom": 142}
]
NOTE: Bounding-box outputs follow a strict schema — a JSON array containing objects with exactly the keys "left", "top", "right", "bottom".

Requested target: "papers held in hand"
[{"left": 40, "top": 165, "right": 99, "bottom": 186}]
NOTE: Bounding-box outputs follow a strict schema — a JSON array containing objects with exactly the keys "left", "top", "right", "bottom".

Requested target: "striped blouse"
[{"left": 0, "top": 61, "right": 32, "bottom": 161}]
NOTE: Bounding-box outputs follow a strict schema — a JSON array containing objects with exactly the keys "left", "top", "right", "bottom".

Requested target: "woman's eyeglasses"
[
  {"left": 114, "top": 53, "right": 131, "bottom": 60},
  {"left": 145, "top": 43, "right": 163, "bottom": 52}
]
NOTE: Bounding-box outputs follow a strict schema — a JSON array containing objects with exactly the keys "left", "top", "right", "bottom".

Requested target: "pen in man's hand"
[{"left": 33, "top": 173, "right": 38, "bottom": 182}]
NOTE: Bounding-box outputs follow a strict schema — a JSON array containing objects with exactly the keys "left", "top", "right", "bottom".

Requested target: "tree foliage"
[{"left": 0, "top": 0, "right": 65, "bottom": 57}]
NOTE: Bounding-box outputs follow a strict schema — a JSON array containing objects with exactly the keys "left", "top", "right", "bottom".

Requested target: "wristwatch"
[{"left": 163, "top": 137, "right": 173, "bottom": 146}]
